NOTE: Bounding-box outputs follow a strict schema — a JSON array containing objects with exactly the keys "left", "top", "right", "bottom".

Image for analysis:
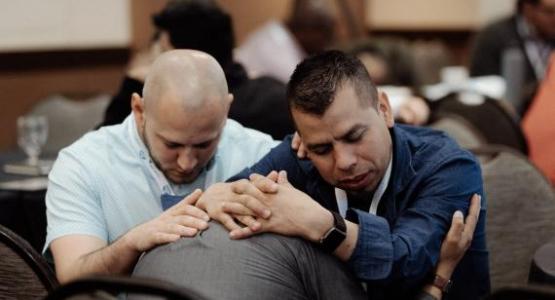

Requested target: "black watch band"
[{"left": 319, "top": 211, "right": 347, "bottom": 253}]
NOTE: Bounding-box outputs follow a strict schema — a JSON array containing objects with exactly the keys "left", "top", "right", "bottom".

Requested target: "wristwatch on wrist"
[
  {"left": 431, "top": 274, "right": 452, "bottom": 293},
  {"left": 319, "top": 211, "right": 347, "bottom": 253}
]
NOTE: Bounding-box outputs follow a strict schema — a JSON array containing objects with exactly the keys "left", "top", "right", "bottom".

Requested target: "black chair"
[
  {"left": 472, "top": 146, "right": 555, "bottom": 290},
  {"left": 0, "top": 224, "right": 58, "bottom": 300},
  {"left": 45, "top": 275, "right": 208, "bottom": 300},
  {"left": 487, "top": 285, "right": 555, "bottom": 300},
  {"left": 430, "top": 93, "right": 528, "bottom": 154}
]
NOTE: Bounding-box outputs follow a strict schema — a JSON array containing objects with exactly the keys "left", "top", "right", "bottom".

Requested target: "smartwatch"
[{"left": 319, "top": 211, "right": 347, "bottom": 252}]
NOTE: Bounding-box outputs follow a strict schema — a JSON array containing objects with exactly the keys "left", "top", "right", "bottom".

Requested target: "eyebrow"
[
  {"left": 305, "top": 124, "right": 367, "bottom": 150},
  {"left": 157, "top": 134, "right": 184, "bottom": 147},
  {"left": 157, "top": 132, "right": 219, "bottom": 147}
]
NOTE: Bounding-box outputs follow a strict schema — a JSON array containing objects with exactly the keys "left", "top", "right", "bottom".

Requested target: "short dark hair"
[
  {"left": 287, "top": 50, "right": 378, "bottom": 116},
  {"left": 153, "top": 0, "right": 234, "bottom": 69}
]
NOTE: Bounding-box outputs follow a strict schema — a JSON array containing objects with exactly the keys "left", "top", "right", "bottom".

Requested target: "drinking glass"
[{"left": 17, "top": 115, "right": 48, "bottom": 166}]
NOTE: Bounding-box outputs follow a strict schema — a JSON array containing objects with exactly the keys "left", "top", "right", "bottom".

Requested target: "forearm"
[
  {"left": 296, "top": 208, "right": 359, "bottom": 262},
  {"left": 57, "top": 235, "right": 140, "bottom": 283},
  {"left": 333, "top": 221, "right": 359, "bottom": 261}
]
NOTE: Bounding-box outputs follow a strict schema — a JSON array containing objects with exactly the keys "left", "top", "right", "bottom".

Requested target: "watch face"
[{"left": 320, "top": 211, "right": 347, "bottom": 252}]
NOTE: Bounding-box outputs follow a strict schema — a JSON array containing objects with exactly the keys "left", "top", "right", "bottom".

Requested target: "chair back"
[
  {"left": 472, "top": 146, "right": 555, "bottom": 290},
  {"left": 29, "top": 93, "right": 109, "bottom": 153},
  {"left": 429, "top": 113, "right": 487, "bottom": 149},
  {"left": 0, "top": 224, "right": 58, "bottom": 299},
  {"left": 432, "top": 93, "right": 528, "bottom": 154}
]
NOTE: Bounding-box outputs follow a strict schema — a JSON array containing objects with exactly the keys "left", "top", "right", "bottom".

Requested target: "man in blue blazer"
[{"left": 196, "top": 50, "right": 489, "bottom": 300}]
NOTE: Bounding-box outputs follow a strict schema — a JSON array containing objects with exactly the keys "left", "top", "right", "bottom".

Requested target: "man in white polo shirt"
[{"left": 44, "top": 49, "right": 278, "bottom": 283}]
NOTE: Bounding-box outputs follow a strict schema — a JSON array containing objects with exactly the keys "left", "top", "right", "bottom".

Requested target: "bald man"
[{"left": 43, "top": 50, "right": 277, "bottom": 283}]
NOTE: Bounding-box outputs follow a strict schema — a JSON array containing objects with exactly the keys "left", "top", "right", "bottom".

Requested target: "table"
[{"left": 0, "top": 151, "right": 52, "bottom": 253}]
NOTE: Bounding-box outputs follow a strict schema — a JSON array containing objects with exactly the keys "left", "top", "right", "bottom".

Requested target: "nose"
[
  {"left": 177, "top": 147, "right": 198, "bottom": 172},
  {"left": 334, "top": 144, "right": 357, "bottom": 172}
]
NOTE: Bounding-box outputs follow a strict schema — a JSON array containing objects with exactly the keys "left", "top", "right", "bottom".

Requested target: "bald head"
[
  {"left": 132, "top": 50, "right": 232, "bottom": 185},
  {"left": 143, "top": 49, "right": 229, "bottom": 114}
]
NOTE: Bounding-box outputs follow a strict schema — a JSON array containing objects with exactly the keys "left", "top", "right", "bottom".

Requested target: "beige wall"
[{"left": 367, "top": 0, "right": 516, "bottom": 30}]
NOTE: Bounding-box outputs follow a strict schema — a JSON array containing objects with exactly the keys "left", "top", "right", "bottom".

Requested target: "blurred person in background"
[
  {"left": 522, "top": 53, "right": 555, "bottom": 185},
  {"left": 350, "top": 41, "right": 430, "bottom": 126},
  {"left": 470, "top": 0, "right": 555, "bottom": 116},
  {"left": 234, "top": 0, "right": 336, "bottom": 84},
  {"left": 100, "top": 0, "right": 294, "bottom": 140}
]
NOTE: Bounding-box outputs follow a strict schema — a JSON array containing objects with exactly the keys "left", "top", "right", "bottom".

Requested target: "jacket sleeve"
[{"left": 346, "top": 152, "right": 485, "bottom": 288}]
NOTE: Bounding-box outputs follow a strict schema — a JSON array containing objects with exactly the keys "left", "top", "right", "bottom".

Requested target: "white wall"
[{"left": 0, "top": 0, "right": 130, "bottom": 52}]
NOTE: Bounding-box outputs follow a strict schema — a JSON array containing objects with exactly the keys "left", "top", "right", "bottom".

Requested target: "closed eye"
[
  {"left": 310, "top": 144, "right": 332, "bottom": 156},
  {"left": 345, "top": 132, "right": 364, "bottom": 143},
  {"left": 345, "top": 129, "right": 365, "bottom": 143},
  {"left": 194, "top": 139, "right": 214, "bottom": 149},
  {"left": 164, "top": 142, "right": 182, "bottom": 149}
]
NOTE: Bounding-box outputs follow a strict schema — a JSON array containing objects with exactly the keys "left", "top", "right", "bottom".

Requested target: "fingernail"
[
  {"left": 203, "top": 215, "right": 210, "bottom": 221},
  {"left": 263, "top": 210, "right": 271, "bottom": 218},
  {"left": 454, "top": 211, "right": 463, "bottom": 219}
]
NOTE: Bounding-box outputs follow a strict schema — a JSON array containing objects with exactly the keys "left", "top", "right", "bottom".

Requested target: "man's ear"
[
  {"left": 377, "top": 91, "right": 394, "bottom": 128},
  {"left": 131, "top": 93, "right": 146, "bottom": 133}
]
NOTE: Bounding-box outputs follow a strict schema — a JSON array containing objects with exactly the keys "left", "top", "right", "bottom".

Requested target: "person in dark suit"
[
  {"left": 100, "top": 0, "right": 294, "bottom": 140},
  {"left": 470, "top": 0, "right": 555, "bottom": 115}
]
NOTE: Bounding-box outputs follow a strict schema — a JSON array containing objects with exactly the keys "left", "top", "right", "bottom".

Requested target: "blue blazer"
[{"left": 230, "top": 125, "right": 490, "bottom": 300}]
